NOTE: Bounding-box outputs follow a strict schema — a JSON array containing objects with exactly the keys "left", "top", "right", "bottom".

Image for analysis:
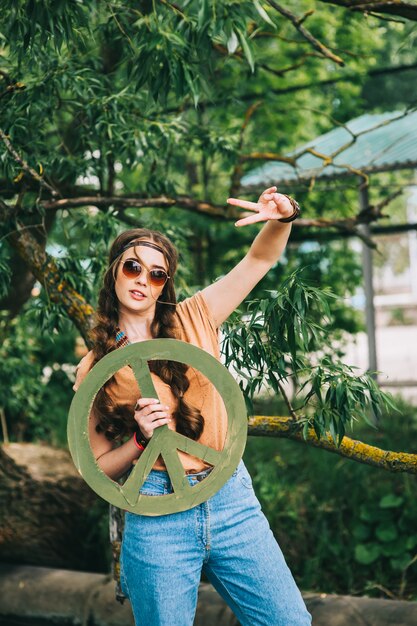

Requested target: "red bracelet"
[{"left": 133, "top": 431, "right": 145, "bottom": 451}]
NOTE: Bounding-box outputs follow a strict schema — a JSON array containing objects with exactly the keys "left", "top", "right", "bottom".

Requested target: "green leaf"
[
  {"left": 354, "top": 543, "right": 381, "bottom": 565},
  {"left": 379, "top": 494, "right": 404, "bottom": 509},
  {"left": 329, "top": 415, "right": 338, "bottom": 445},
  {"left": 313, "top": 419, "right": 323, "bottom": 440},
  {"left": 198, "top": 0, "right": 211, "bottom": 30},
  {"left": 253, "top": 0, "right": 276, "bottom": 28},
  {"left": 390, "top": 554, "right": 412, "bottom": 571},
  {"left": 236, "top": 29, "right": 255, "bottom": 73},
  {"left": 375, "top": 522, "right": 398, "bottom": 543},
  {"left": 337, "top": 419, "right": 345, "bottom": 446},
  {"left": 227, "top": 30, "right": 239, "bottom": 54}
]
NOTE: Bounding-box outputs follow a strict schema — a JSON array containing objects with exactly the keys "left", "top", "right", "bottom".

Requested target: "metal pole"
[
  {"left": 407, "top": 186, "right": 417, "bottom": 298},
  {"left": 358, "top": 182, "right": 378, "bottom": 379}
]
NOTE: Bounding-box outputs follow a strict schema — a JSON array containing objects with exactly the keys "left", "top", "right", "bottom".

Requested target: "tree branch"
[
  {"left": 318, "top": 0, "right": 417, "bottom": 21},
  {"left": 203, "top": 61, "right": 417, "bottom": 108},
  {"left": 39, "top": 192, "right": 400, "bottom": 243},
  {"left": 0, "top": 129, "right": 60, "bottom": 198},
  {"left": 266, "top": 1, "right": 345, "bottom": 66},
  {"left": 214, "top": 43, "right": 322, "bottom": 79},
  {"left": 276, "top": 381, "right": 298, "bottom": 421},
  {"left": 0, "top": 197, "right": 59, "bottom": 318},
  {"left": 0, "top": 200, "right": 94, "bottom": 337},
  {"left": 292, "top": 221, "right": 417, "bottom": 242},
  {"left": 240, "top": 152, "right": 296, "bottom": 165},
  {"left": 0, "top": 74, "right": 26, "bottom": 102},
  {"left": 249, "top": 415, "right": 417, "bottom": 474},
  {"left": 359, "top": 189, "right": 403, "bottom": 221},
  {"left": 41, "top": 195, "right": 241, "bottom": 220}
]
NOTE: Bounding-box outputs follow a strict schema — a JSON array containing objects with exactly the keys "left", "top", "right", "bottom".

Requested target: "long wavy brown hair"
[{"left": 88, "top": 228, "right": 205, "bottom": 443}]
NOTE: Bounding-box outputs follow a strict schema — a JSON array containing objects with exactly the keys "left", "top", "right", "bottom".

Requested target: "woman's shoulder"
[
  {"left": 176, "top": 290, "right": 218, "bottom": 338},
  {"left": 73, "top": 350, "right": 95, "bottom": 392}
]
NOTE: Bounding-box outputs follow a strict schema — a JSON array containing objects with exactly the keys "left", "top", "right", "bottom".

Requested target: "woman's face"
[{"left": 114, "top": 242, "right": 169, "bottom": 316}]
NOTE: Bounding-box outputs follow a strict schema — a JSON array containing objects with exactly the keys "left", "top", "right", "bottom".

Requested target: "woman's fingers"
[
  {"left": 135, "top": 413, "right": 172, "bottom": 439},
  {"left": 227, "top": 198, "right": 259, "bottom": 211},
  {"left": 135, "top": 397, "right": 160, "bottom": 410},
  {"left": 235, "top": 213, "right": 268, "bottom": 227},
  {"left": 273, "top": 192, "right": 288, "bottom": 205},
  {"left": 228, "top": 187, "right": 277, "bottom": 211},
  {"left": 148, "top": 410, "right": 170, "bottom": 421},
  {"left": 134, "top": 398, "right": 172, "bottom": 438},
  {"left": 135, "top": 398, "right": 168, "bottom": 414},
  {"left": 144, "top": 404, "right": 168, "bottom": 418}
]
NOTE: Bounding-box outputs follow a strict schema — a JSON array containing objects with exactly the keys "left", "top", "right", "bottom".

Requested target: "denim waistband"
[
  {"left": 146, "top": 460, "right": 243, "bottom": 485},
  {"left": 149, "top": 465, "right": 214, "bottom": 482},
  {"left": 184, "top": 466, "right": 214, "bottom": 477}
]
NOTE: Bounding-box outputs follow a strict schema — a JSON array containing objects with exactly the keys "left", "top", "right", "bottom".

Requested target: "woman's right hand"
[{"left": 134, "top": 398, "right": 172, "bottom": 440}]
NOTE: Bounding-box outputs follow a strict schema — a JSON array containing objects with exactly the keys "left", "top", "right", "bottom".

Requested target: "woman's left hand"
[{"left": 227, "top": 186, "right": 294, "bottom": 227}]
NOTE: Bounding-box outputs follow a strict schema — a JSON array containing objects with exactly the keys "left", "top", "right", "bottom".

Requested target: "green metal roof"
[{"left": 241, "top": 110, "right": 417, "bottom": 190}]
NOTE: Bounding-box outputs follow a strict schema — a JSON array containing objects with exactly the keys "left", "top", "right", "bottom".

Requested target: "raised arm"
[{"left": 201, "top": 186, "right": 298, "bottom": 328}]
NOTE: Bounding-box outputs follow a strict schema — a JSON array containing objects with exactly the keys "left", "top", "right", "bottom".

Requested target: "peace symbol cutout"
[{"left": 68, "top": 339, "right": 247, "bottom": 516}]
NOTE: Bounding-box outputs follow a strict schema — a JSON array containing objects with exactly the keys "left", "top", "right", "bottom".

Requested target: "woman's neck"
[{"left": 118, "top": 313, "right": 154, "bottom": 342}]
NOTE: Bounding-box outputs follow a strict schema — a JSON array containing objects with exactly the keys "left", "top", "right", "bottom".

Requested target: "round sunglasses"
[{"left": 121, "top": 258, "right": 170, "bottom": 287}]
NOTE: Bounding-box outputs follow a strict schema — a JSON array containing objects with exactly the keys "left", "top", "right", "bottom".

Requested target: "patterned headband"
[{"left": 111, "top": 240, "right": 165, "bottom": 263}]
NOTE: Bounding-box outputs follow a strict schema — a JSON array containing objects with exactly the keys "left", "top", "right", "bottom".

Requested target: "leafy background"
[{"left": 1, "top": 0, "right": 417, "bottom": 600}]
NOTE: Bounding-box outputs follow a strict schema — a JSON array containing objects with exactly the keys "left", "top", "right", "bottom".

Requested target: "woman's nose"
[{"left": 135, "top": 270, "right": 148, "bottom": 286}]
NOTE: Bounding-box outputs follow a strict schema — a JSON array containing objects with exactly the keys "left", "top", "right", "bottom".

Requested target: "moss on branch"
[{"left": 249, "top": 415, "right": 417, "bottom": 474}]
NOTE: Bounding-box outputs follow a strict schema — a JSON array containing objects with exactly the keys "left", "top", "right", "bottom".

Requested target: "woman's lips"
[{"left": 129, "top": 290, "right": 146, "bottom": 300}]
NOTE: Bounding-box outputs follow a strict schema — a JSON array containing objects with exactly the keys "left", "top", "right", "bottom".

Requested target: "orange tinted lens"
[
  {"left": 122, "top": 259, "right": 142, "bottom": 278},
  {"left": 149, "top": 270, "right": 168, "bottom": 286}
]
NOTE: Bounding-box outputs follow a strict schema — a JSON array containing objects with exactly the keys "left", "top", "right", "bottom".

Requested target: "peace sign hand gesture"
[{"left": 227, "top": 186, "right": 295, "bottom": 227}]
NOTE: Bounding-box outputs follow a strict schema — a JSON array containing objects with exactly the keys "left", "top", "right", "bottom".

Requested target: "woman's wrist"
[
  {"left": 132, "top": 432, "right": 145, "bottom": 451},
  {"left": 133, "top": 427, "right": 150, "bottom": 451},
  {"left": 277, "top": 194, "right": 301, "bottom": 223}
]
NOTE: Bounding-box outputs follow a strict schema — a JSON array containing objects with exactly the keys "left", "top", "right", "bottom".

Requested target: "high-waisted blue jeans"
[{"left": 120, "top": 459, "right": 312, "bottom": 626}]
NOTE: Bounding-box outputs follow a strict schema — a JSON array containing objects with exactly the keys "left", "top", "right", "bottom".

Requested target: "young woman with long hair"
[{"left": 73, "top": 186, "right": 311, "bottom": 626}]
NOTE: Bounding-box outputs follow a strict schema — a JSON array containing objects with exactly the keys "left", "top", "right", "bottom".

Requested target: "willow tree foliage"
[{"left": 0, "top": 1, "right": 416, "bottom": 467}]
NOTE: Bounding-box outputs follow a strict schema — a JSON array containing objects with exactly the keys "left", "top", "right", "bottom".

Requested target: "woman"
[{"left": 73, "top": 186, "right": 311, "bottom": 626}]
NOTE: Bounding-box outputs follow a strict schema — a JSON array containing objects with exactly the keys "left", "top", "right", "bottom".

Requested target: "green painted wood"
[{"left": 67, "top": 339, "right": 247, "bottom": 515}]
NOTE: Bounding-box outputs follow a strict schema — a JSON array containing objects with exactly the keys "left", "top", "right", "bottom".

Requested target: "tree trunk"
[{"left": 0, "top": 443, "right": 104, "bottom": 571}]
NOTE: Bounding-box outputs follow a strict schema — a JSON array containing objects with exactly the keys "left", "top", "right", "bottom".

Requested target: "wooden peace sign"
[{"left": 67, "top": 339, "right": 247, "bottom": 516}]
